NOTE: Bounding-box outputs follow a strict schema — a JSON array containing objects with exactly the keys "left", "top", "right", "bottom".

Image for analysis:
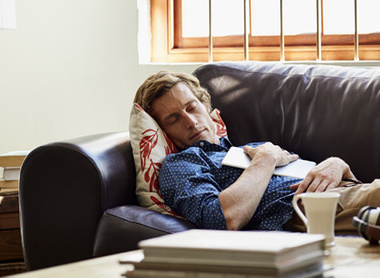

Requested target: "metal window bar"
[
  {"left": 280, "top": 0, "right": 285, "bottom": 61},
  {"left": 354, "top": 0, "right": 359, "bottom": 61},
  {"left": 208, "top": 0, "right": 250, "bottom": 62},
  {"left": 316, "top": 0, "right": 322, "bottom": 61},
  {"left": 208, "top": 0, "right": 360, "bottom": 63},
  {"left": 208, "top": 0, "right": 213, "bottom": 62},
  {"left": 244, "top": 0, "right": 249, "bottom": 61}
]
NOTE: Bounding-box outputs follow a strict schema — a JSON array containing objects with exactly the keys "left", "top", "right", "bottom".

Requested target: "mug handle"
[{"left": 292, "top": 194, "right": 308, "bottom": 226}]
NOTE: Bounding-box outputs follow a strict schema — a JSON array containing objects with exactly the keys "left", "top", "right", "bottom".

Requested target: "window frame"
[{"left": 151, "top": 0, "right": 380, "bottom": 63}]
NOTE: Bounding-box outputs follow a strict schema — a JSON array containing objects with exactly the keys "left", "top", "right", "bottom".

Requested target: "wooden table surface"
[
  {"left": 5, "top": 251, "right": 139, "bottom": 278},
  {"left": 324, "top": 236, "right": 380, "bottom": 277},
  {"left": 6, "top": 236, "right": 380, "bottom": 278}
]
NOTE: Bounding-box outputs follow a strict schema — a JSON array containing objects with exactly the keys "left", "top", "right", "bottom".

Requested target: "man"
[{"left": 134, "top": 70, "right": 379, "bottom": 232}]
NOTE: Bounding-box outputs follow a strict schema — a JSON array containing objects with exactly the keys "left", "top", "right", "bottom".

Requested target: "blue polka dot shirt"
[{"left": 159, "top": 137, "right": 302, "bottom": 231}]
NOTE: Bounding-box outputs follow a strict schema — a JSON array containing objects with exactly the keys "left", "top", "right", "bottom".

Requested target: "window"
[{"left": 151, "top": 0, "right": 380, "bottom": 62}]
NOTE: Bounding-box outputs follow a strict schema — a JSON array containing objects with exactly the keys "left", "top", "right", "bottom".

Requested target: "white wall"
[
  {"left": 2, "top": 1, "right": 380, "bottom": 154},
  {"left": 0, "top": 0, "right": 200, "bottom": 154}
]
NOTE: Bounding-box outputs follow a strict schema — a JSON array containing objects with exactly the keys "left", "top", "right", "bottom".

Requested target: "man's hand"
[
  {"left": 243, "top": 143, "right": 299, "bottom": 167},
  {"left": 289, "top": 157, "right": 356, "bottom": 195}
]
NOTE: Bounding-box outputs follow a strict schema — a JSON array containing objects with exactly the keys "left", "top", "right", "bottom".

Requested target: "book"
[
  {"left": 0, "top": 180, "right": 18, "bottom": 190},
  {"left": 0, "top": 151, "right": 29, "bottom": 168},
  {"left": 136, "top": 230, "right": 326, "bottom": 269},
  {"left": 0, "top": 167, "right": 21, "bottom": 181},
  {"left": 0, "top": 188, "right": 18, "bottom": 197},
  {"left": 222, "top": 147, "right": 316, "bottom": 179},
  {"left": 0, "top": 151, "right": 28, "bottom": 186},
  {"left": 125, "top": 263, "right": 331, "bottom": 278},
  {"left": 126, "top": 256, "right": 327, "bottom": 277}
]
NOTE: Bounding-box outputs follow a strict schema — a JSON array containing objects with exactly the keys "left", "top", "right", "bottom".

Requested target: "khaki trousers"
[{"left": 290, "top": 179, "right": 380, "bottom": 235}]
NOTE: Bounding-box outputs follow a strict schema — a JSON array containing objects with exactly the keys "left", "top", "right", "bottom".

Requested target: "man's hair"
[{"left": 134, "top": 71, "right": 212, "bottom": 115}]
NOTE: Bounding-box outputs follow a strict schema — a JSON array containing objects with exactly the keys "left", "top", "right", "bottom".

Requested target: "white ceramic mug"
[{"left": 292, "top": 192, "right": 340, "bottom": 247}]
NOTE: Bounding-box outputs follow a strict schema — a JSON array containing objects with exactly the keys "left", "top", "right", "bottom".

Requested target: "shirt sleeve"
[{"left": 159, "top": 151, "right": 227, "bottom": 230}]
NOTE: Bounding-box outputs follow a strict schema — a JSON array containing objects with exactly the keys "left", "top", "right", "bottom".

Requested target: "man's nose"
[{"left": 183, "top": 113, "right": 197, "bottom": 128}]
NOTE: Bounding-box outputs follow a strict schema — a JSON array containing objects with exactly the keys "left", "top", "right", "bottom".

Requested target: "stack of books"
[
  {"left": 0, "top": 151, "right": 29, "bottom": 191},
  {"left": 122, "top": 229, "right": 331, "bottom": 278}
]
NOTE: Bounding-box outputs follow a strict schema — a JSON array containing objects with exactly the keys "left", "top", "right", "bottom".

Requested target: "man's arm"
[
  {"left": 218, "top": 142, "right": 299, "bottom": 230},
  {"left": 289, "top": 157, "right": 357, "bottom": 195}
]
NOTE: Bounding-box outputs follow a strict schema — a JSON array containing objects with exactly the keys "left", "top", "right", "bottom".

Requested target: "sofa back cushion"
[{"left": 193, "top": 62, "right": 380, "bottom": 182}]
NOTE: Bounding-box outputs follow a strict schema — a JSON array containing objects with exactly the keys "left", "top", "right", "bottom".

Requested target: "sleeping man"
[{"left": 133, "top": 70, "right": 380, "bottom": 233}]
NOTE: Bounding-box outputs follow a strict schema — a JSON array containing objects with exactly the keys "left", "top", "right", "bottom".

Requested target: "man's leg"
[
  {"left": 288, "top": 180, "right": 380, "bottom": 235},
  {"left": 331, "top": 179, "right": 380, "bottom": 234}
]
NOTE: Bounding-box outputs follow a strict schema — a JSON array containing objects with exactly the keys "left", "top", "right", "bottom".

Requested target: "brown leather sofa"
[{"left": 19, "top": 61, "right": 380, "bottom": 270}]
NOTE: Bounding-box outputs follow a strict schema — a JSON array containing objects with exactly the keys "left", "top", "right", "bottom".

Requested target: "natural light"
[{"left": 182, "top": 0, "right": 380, "bottom": 37}]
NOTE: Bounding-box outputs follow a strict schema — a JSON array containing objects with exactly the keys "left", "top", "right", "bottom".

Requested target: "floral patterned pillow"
[{"left": 129, "top": 103, "right": 227, "bottom": 216}]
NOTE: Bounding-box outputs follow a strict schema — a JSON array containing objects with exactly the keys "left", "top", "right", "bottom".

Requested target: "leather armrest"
[
  {"left": 93, "top": 205, "right": 196, "bottom": 257},
  {"left": 19, "top": 132, "right": 137, "bottom": 270}
]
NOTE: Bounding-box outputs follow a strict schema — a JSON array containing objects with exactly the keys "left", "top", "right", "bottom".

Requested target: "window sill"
[{"left": 151, "top": 45, "right": 380, "bottom": 64}]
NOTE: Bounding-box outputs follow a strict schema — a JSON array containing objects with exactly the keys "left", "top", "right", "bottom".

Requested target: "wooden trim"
[
  {"left": 168, "top": 0, "right": 175, "bottom": 50},
  {"left": 151, "top": 0, "right": 169, "bottom": 61},
  {"left": 173, "top": 0, "right": 182, "bottom": 48},
  {"left": 176, "top": 34, "right": 380, "bottom": 48},
  {"left": 151, "top": 0, "right": 380, "bottom": 63},
  {"left": 157, "top": 45, "right": 380, "bottom": 63}
]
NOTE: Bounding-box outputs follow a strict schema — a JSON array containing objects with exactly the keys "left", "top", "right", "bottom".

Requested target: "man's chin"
[
  {"left": 179, "top": 134, "right": 217, "bottom": 149},
  {"left": 179, "top": 139, "right": 202, "bottom": 149}
]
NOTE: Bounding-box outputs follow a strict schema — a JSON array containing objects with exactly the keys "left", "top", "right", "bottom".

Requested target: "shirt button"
[{"left": 200, "top": 142, "right": 204, "bottom": 148}]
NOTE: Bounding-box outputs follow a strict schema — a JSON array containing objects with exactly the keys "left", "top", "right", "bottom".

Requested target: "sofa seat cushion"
[{"left": 93, "top": 205, "right": 196, "bottom": 257}]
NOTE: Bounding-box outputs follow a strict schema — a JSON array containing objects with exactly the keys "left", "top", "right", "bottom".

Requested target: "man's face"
[{"left": 151, "top": 82, "right": 218, "bottom": 149}]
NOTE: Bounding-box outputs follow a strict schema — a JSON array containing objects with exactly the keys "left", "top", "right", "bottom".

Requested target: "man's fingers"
[
  {"left": 294, "top": 177, "right": 312, "bottom": 195},
  {"left": 294, "top": 177, "right": 337, "bottom": 194},
  {"left": 307, "top": 179, "right": 330, "bottom": 192},
  {"left": 325, "top": 180, "right": 341, "bottom": 191},
  {"left": 289, "top": 154, "right": 299, "bottom": 162},
  {"left": 243, "top": 146, "right": 256, "bottom": 158},
  {"left": 306, "top": 178, "right": 322, "bottom": 192},
  {"left": 289, "top": 183, "right": 299, "bottom": 191}
]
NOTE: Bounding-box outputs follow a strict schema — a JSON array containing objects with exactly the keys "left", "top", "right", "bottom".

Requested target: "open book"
[{"left": 222, "top": 147, "right": 316, "bottom": 179}]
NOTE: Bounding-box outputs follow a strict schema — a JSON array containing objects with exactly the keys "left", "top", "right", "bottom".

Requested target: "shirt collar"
[{"left": 178, "top": 136, "right": 232, "bottom": 151}]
